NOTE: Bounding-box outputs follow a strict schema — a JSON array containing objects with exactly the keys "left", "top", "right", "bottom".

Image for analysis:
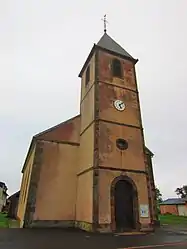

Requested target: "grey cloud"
[{"left": 0, "top": 0, "right": 187, "bottom": 198}]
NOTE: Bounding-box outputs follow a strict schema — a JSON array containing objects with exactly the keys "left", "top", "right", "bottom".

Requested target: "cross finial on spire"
[{"left": 101, "top": 14, "right": 108, "bottom": 33}]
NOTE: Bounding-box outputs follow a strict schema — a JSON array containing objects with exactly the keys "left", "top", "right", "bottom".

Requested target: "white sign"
[{"left": 140, "top": 204, "right": 149, "bottom": 218}]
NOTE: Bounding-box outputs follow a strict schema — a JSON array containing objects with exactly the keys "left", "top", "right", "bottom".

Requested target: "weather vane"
[{"left": 101, "top": 14, "right": 108, "bottom": 33}]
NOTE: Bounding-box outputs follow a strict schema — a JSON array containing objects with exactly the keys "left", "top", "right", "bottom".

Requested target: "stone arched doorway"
[{"left": 111, "top": 176, "right": 139, "bottom": 232}]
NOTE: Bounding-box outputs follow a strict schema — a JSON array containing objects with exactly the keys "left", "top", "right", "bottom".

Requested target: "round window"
[{"left": 116, "top": 139, "right": 128, "bottom": 150}]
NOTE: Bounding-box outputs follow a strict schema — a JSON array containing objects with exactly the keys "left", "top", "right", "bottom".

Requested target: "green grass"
[
  {"left": 0, "top": 213, "right": 9, "bottom": 228},
  {"left": 159, "top": 214, "right": 187, "bottom": 225},
  {"left": 8, "top": 219, "right": 19, "bottom": 228},
  {"left": 0, "top": 213, "right": 19, "bottom": 228}
]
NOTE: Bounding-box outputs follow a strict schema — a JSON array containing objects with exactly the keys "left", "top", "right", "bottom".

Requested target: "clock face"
[{"left": 114, "top": 100, "right": 126, "bottom": 111}]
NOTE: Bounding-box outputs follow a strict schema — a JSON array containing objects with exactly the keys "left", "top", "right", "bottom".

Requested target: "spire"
[
  {"left": 97, "top": 33, "right": 135, "bottom": 59},
  {"left": 79, "top": 32, "right": 138, "bottom": 77}
]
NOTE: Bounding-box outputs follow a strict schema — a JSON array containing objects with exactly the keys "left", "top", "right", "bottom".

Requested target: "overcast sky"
[{"left": 0, "top": 0, "right": 187, "bottom": 199}]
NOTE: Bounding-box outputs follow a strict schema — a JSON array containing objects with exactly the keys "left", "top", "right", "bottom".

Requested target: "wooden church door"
[{"left": 114, "top": 180, "right": 135, "bottom": 232}]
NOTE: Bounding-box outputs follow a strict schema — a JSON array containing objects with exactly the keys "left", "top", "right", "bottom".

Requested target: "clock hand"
[{"left": 119, "top": 103, "right": 123, "bottom": 108}]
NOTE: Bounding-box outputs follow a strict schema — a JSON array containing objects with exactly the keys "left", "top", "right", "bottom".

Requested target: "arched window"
[{"left": 112, "top": 59, "right": 122, "bottom": 78}]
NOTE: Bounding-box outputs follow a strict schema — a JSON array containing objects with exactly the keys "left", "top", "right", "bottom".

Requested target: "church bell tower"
[{"left": 76, "top": 26, "right": 156, "bottom": 232}]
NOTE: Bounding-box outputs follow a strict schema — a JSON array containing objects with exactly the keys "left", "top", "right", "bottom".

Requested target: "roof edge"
[
  {"left": 21, "top": 114, "right": 81, "bottom": 173},
  {"left": 78, "top": 44, "right": 96, "bottom": 77},
  {"left": 160, "top": 198, "right": 187, "bottom": 205},
  {"left": 34, "top": 114, "right": 80, "bottom": 138},
  {"left": 96, "top": 45, "right": 138, "bottom": 64},
  {"left": 21, "top": 138, "right": 35, "bottom": 173},
  {"left": 78, "top": 44, "right": 138, "bottom": 78},
  {"left": 145, "top": 146, "right": 154, "bottom": 157},
  {"left": 8, "top": 191, "right": 20, "bottom": 199}
]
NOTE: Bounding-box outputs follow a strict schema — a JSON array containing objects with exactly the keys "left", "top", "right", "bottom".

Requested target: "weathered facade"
[{"left": 17, "top": 32, "right": 157, "bottom": 232}]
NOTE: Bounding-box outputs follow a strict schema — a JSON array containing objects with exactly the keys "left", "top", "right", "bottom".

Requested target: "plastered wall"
[
  {"left": 34, "top": 141, "right": 78, "bottom": 221},
  {"left": 17, "top": 145, "right": 36, "bottom": 227},
  {"left": 76, "top": 170, "right": 93, "bottom": 223},
  {"left": 98, "top": 121, "right": 145, "bottom": 171}
]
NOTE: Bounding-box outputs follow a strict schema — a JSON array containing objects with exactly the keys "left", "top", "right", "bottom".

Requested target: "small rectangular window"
[{"left": 85, "top": 65, "right": 90, "bottom": 85}]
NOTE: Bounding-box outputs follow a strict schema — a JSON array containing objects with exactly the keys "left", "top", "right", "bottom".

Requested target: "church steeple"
[
  {"left": 97, "top": 33, "right": 135, "bottom": 61},
  {"left": 77, "top": 26, "right": 156, "bottom": 233},
  {"left": 79, "top": 33, "right": 137, "bottom": 77}
]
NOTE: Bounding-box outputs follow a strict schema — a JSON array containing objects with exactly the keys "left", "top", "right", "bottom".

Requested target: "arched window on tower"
[{"left": 112, "top": 59, "right": 122, "bottom": 78}]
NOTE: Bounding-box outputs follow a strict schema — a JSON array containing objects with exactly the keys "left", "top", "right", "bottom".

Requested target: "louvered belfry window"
[{"left": 112, "top": 59, "right": 122, "bottom": 78}]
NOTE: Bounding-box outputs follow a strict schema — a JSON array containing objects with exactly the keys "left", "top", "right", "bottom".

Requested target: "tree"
[
  {"left": 156, "top": 187, "right": 163, "bottom": 204},
  {"left": 155, "top": 187, "right": 163, "bottom": 215},
  {"left": 175, "top": 185, "right": 187, "bottom": 198}
]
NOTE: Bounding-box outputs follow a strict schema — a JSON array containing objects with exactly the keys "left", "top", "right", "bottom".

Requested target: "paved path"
[{"left": 0, "top": 228, "right": 187, "bottom": 249}]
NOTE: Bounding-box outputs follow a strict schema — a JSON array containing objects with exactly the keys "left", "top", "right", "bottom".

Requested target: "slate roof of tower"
[
  {"left": 79, "top": 33, "right": 137, "bottom": 77},
  {"left": 97, "top": 33, "right": 134, "bottom": 59}
]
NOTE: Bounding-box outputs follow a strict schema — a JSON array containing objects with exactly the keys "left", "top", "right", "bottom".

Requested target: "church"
[{"left": 17, "top": 28, "right": 158, "bottom": 232}]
